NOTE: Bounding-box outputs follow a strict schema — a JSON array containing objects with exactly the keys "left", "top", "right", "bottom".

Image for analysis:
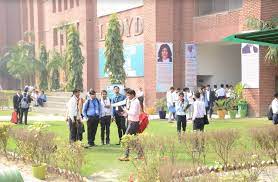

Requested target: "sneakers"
[
  {"left": 118, "top": 157, "right": 130, "bottom": 161},
  {"left": 84, "top": 143, "right": 97, "bottom": 148}
]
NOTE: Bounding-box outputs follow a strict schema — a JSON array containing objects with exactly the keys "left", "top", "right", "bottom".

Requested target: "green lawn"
[
  {"left": 5, "top": 118, "right": 272, "bottom": 179},
  {"left": 0, "top": 110, "right": 38, "bottom": 116}
]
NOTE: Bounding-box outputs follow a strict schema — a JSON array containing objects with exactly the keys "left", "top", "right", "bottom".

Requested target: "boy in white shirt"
[
  {"left": 192, "top": 92, "right": 206, "bottom": 131},
  {"left": 166, "top": 87, "right": 176, "bottom": 122},
  {"left": 100, "top": 90, "right": 112, "bottom": 145},
  {"left": 271, "top": 93, "right": 278, "bottom": 125}
]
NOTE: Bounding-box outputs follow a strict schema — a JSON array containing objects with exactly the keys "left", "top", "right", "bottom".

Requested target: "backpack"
[
  {"left": 85, "top": 99, "right": 100, "bottom": 116},
  {"left": 138, "top": 112, "right": 149, "bottom": 133},
  {"left": 268, "top": 105, "right": 273, "bottom": 120},
  {"left": 20, "top": 94, "right": 29, "bottom": 109}
]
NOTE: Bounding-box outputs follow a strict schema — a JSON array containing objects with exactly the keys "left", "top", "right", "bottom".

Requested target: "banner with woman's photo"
[{"left": 156, "top": 42, "right": 173, "bottom": 92}]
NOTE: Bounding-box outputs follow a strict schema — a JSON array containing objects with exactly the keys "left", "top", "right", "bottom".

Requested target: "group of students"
[
  {"left": 66, "top": 86, "right": 144, "bottom": 161},
  {"left": 12, "top": 87, "right": 47, "bottom": 125},
  {"left": 166, "top": 84, "right": 233, "bottom": 135}
]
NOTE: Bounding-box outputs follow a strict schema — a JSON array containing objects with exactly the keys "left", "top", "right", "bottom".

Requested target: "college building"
[{"left": 0, "top": 0, "right": 277, "bottom": 117}]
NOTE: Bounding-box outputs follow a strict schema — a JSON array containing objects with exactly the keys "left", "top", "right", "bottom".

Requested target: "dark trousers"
[
  {"left": 115, "top": 114, "right": 126, "bottom": 141},
  {"left": 193, "top": 118, "right": 205, "bottom": 131},
  {"left": 87, "top": 116, "right": 99, "bottom": 145},
  {"left": 273, "top": 114, "right": 278, "bottom": 125},
  {"left": 37, "top": 98, "right": 45, "bottom": 107},
  {"left": 206, "top": 101, "right": 214, "bottom": 119},
  {"left": 125, "top": 121, "right": 143, "bottom": 158},
  {"left": 69, "top": 117, "right": 78, "bottom": 142},
  {"left": 19, "top": 108, "right": 29, "bottom": 125},
  {"left": 68, "top": 118, "right": 83, "bottom": 142},
  {"left": 176, "top": 115, "right": 187, "bottom": 133},
  {"left": 100, "top": 115, "right": 111, "bottom": 144}
]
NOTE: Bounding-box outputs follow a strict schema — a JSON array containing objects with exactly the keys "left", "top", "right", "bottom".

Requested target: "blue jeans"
[{"left": 273, "top": 114, "right": 278, "bottom": 125}]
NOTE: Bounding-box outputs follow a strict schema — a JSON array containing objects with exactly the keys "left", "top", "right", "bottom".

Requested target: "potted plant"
[
  {"left": 226, "top": 98, "right": 238, "bottom": 119},
  {"left": 28, "top": 123, "right": 50, "bottom": 180},
  {"left": 155, "top": 97, "right": 167, "bottom": 119},
  {"left": 237, "top": 99, "right": 248, "bottom": 118},
  {"left": 213, "top": 99, "right": 227, "bottom": 119}
]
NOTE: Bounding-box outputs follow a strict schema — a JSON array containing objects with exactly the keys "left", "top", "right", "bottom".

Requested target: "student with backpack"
[
  {"left": 82, "top": 90, "right": 101, "bottom": 147},
  {"left": 99, "top": 90, "right": 112, "bottom": 145},
  {"left": 19, "top": 89, "right": 32, "bottom": 125},
  {"left": 175, "top": 92, "right": 189, "bottom": 138}
]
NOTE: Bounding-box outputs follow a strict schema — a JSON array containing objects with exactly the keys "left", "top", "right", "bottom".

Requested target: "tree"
[
  {"left": 104, "top": 14, "right": 126, "bottom": 84},
  {"left": 47, "top": 51, "right": 63, "bottom": 90},
  {"left": 39, "top": 43, "right": 48, "bottom": 90},
  {"left": 0, "top": 40, "right": 38, "bottom": 88},
  {"left": 246, "top": 17, "right": 278, "bottom": 64},
  {"left": 65, "top": 25, "right": 85, "bottom": 91}
]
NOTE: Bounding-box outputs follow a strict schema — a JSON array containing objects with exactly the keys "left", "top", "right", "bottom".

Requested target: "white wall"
[
  {"left": 97, "top": 0, "right": 144, "bottom": 17},
  {"left": 196, "top": 43, "right": 241, "bottom": 86}
]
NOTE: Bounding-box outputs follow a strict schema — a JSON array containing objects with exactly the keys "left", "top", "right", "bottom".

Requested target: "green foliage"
[
  {"left": 1, "top": 40, "right": 38, "bottom": 87},
  {"left": 0, "top": 123, "right": 13, "bottom": 157},
  {"left": 65, "top": 25, "right": 85, "bottom": 91},
  {"left": 245, "top": 16, "right": 278, "bottom": 65},
  {"left": 104, "top": 14, "right": 126, "bottom": 84},
  {"left": 234, "top": 82, "right": 245, "bottom": 99},
  {"left": 213, "top": 99, "right": 228, "bottom": 111},
  {"left": 48, "top": 51, "right": 63, "bottom": 90},
  {"left": 155, "top": 97, "right": 167, "bottom": 111},
  {"left": 39, "top": 43, "right": 48, "bottom": 90},
  {"left": 226, "top": 98, "right": 238, "bottom": 111}
]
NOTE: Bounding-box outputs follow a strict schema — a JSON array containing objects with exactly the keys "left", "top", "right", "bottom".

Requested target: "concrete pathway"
[{"left": 0, "top": 115, "right": 65, "bottom": 122}]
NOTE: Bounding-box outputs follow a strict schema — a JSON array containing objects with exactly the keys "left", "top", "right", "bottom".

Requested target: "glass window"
[
  {"left": 229, "top": 0, "right": 243, "bottom": 9},
  {"left": 58, "top": 0, "right": 62, "bottom": 12},
  {"left": 52, "top": 0, "right": 56, "bottom": 13},
  {"left": 76, "top": 0, "right": 79, "bottom": 6},
  {"left": 64, "top": 0, "right": 68, "bottom": 10},
  {"left": 53, "top": 29, "right": 58, "bottom": 46},
  {"left": 70, "top": 0, "right": 74, "bottom": 8},
  {"left": 213, "top": 0, "right": 227, "bottom": 12},
  {"left": 60, "top": 33, "right": 64, "bottom": 45}
]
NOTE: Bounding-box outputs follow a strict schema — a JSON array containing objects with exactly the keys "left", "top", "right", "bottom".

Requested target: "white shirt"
[
  {"left": 216, "top": 88, "right": 226, "bottom": 97},
  {"left": 100, "top": 97, "right": 112, "bottom": 117},
  {"left": 173, "top": 91, "right": 179, "bottom": 104},
  {"left": 206, "top": 90, "right": 210, "bottom": 102},
  {"left": 272, "top": 98, "right": 278, "bottom": 114},
  {"left": 192, "top": 99, "right": 206, "bottom": 121},
  {"left": 137, "top": 90, "right": 144, "bottom": 97},
  {"left": 166, "top": 91, "right": 174, "bottom": 107},
  {"left": 126, "top": 98, "right": 140, "bottom": 122},
  {"left": 66, "top": 95, "right": 79, "bottom": 121}
]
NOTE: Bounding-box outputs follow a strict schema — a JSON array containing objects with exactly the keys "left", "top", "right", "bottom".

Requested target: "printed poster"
[
  {"left": 156, "top": 42, "right": 173, "bottom": 92},
  {"left": 185, "top": 43, "right": 197, "bottom": 90},
  {"left": 241, "top": 43, "right": 259, "bottom": 88}
]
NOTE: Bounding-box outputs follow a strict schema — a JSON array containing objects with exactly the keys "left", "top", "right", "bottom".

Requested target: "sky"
[{"left": 97, "top": 0, "right": 144, "bottom": 17}]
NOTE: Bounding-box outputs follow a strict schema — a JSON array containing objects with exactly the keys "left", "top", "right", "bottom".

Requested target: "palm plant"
[
  {"left": 47, "top": 50, "right": 64, "bottom": 90},
  {"left": 245, "top": 17, "right": 278, "bottom": 64}
]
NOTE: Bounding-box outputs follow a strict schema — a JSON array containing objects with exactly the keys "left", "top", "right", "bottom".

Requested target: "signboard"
[
  {"left": 241, "top": 43, "right": 259, "bottom": 88},
  {"left": 156, "top": 42, "right": 173, "bottom": 92},
  {"left": 99, "top": 44, "right": 144, "bottom": 78},
  {"left": 185, "top": 43, "right": 197, "bottom": 90}
]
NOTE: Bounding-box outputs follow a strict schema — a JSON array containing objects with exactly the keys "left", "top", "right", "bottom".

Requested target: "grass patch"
[{"left": 5, "top": 118, "right": 272, "bottom": 179}]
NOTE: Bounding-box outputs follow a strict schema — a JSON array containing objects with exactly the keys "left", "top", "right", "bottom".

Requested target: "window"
[
  {"left": 70, "top": 0, "right": 74, "bottom": 8},
  {"left": 60, "top": 33, "right": 64, "bottom": 45},
  {"left": 76, "top": 22, "right": 80, "bottom": 32},
  {"left": 76, "top": 0, "right": 79, "bottom": 6},
  {"left": 196, "top": 0, "right": 243, "bottom": 16},
  {"left": 64, "top": 0, "right": 68, "bottom": 10},
  {"left": 52, "top": 0, "right": 56, "bottom": 13},
  {"left": 53, "top": 29, "right": 58, "bottom": 46},
  {"left": 58, "top": 0, "right": 62, "bottom": 12}
]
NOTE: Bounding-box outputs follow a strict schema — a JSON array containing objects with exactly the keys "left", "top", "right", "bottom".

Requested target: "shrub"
[
  {"left": 0, "top": 122, "right": 13, "bottom": 157},
  {"left": 209, "top": 129, "right": 239, "bottom": 171},
  {"left": 145, "top": 107, "right": 155, "bottom": 115},
  {"left": 53, "top": 140, "right": 85, "bottom": 174},
  {"left": 155, "top": 97, "right": 167, "bottom": 111},
  {"left": 213, "top": 99, "right": 228, "bottom": 111},
  {"left": 250, "top": 126, "right": 278, "bottom": 165},
  {"left": 181, "top": 131, "right": 208, "bottom": 166}
]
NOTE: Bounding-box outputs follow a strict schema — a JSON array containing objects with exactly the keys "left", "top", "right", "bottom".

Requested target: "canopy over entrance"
[{"left": 223, "top": 28, "right": 278, "bottom": 47}]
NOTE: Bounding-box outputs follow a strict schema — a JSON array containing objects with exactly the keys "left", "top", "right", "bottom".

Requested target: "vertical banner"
[
  {"left": 241, "top": 43, "right": 259, "bottom": 88},
  {"left": 185, "top": 43, "right": 197, "bottom": 90},
  {"left": 156, "top": 42, "right": 173, "bottom": 92}
]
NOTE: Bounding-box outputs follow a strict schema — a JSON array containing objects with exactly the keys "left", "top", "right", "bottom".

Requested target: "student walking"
[
  {"left": 83, "top": 90, "right": 101, "bottom": 147},
  {"left": 66, "top": 89, "right": 81, "bottom": 142},
  {"left": 119, "top": 89, "right": 143, "bottom": 161},
  {"left": 112, "top": 86, "right": 127, "bottom": 144},
  {"left": 216, "top": 84, "right": 226, "bottom": 100},
  {"left": 99, "top": 90, "right": 112, "bottom": 145},
  {"left": 19, "top": 89, "right": 32, "bottom": 125},
  {"left": 192, "top": 92, "right": 206, "bottom": 131},
  {"left": 166, "top": 87, "right": 176, "bottom": 122},
  {"left": 175, "top": 92, "right": 189, "bottom": 137},
  {"left": 271, "top": 93, "right": 278, "bottom": 125},
  {"left": 205, "top": 85, "right": 217, "bottom": 119}
]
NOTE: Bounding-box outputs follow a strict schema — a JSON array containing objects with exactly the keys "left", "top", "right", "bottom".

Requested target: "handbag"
[
  {"left": 11, "top": 111, "right": 18, "bottom": 124},
  {"left": 204, "top": 115, "right": 209, "bottom": 125}
]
